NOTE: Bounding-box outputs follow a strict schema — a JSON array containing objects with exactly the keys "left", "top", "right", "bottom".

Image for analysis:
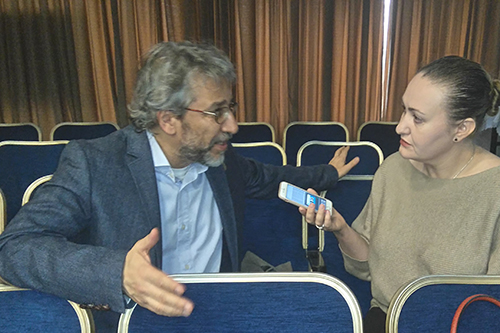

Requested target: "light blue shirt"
[{"left": 147, "top": 131, "right": 222, "bottom": 274}]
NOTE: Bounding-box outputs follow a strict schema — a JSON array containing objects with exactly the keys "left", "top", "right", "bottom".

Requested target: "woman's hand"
[{"left": 298, "top": 188, "right": 348, "bottom": 233}]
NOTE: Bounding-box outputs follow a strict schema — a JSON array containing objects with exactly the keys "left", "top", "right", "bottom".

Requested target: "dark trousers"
[{"left": 363, "top": 307, "right": 386, "bottom": 333}]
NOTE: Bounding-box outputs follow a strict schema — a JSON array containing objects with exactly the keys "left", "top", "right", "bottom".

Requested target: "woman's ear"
[
  {"left": 454, "top": 118, "right": 476, "bottom": 142},
  {"left": 156, "top": 111, "right": 178, "bottom": 135}
]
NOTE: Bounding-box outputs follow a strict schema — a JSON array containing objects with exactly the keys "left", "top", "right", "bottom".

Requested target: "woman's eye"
[{"left": 413, "top": 115, "right": 423, "bottom": 124}]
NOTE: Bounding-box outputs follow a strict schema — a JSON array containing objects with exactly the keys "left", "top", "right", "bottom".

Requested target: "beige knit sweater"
[{"left": 342, "top": 152, "right": 500, "bottom": 312}]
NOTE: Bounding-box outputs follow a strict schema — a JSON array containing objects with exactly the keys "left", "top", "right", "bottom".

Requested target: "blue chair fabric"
[
  {"left": 296, "top": 141, "right": 384, "bottom": 315},
  {"left": 387, "top": 275, "right": 500, "bottom": 333},
  {"left": 231, "top": 122, "right": 275, "bottom": 143},
  {"left": 50, "top": 122, "right": 119, "bottom": 141},
  {"left": 233, "top": 142, "right": 308, "bottom": 270},
  {"left": 232, "top": 142, "right": 285, "bottom": 166},
  {"left": 118, "top": 272, "right": 363, "bottom": 333},
  {"left": 283, "top": 122, "right": 349, "bottom": 166},
  {"left": 0, "top": 141, "right": 68, "bottom": 224},
  {"left": 0, "top": 283, "right": 94, "bottom": 332},
  {"left": 357, "top": 121, "right": 400, "bottom": 158},
  {"left": 0, "top": 123, "right": 41, "bottom": 142}
]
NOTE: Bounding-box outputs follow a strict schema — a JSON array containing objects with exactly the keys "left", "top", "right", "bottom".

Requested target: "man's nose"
[{"left": 221, "top": 112, "right": 238, "bottom": 135}]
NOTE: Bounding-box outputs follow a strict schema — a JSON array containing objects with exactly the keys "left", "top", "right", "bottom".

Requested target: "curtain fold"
[
  {"left": 1, "top": 0, "right": 499, "bottom": 141},
  {"left": 0, "top": 0, "right": 81, "bottom": 139},
  {"left": 386, "top": 0, "right": 500, "bottom": 122},
  {"left": 235, "top": 0, "right": 384, "bottom": 142}
]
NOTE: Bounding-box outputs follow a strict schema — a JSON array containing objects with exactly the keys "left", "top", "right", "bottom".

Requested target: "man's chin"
[{"left": 202, "top": 151, "right": 225, "bottom": 167}]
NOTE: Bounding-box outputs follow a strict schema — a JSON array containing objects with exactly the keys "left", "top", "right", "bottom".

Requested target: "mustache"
[{"left": 208, "top": 132, "right": 232, "bottom": 148}]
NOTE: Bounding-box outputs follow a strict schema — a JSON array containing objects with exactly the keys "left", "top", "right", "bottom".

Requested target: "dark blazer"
[{"left": 0, "top": 125, "right": 338, "bottom": 321}]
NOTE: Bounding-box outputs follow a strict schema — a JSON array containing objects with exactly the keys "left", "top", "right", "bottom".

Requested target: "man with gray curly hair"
[{"left": 0, "top": 41, "right": 357, "bottom": 331}]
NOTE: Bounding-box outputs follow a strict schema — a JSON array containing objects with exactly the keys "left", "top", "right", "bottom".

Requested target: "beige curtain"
[
  {"left": 0, "top": 0, "right": 226, "bottom": 139},
  {"left": 234, "top": 0, "right": 384, "bottom": 142},
  {"left": 0, "top": 0, "right": 82, "bottom": 139},
  {"left": 385, "top": 0, "right": 500, "bottom": 122},
  {"left": 2, "top": 0, "right": 498, "bottom": 142}
]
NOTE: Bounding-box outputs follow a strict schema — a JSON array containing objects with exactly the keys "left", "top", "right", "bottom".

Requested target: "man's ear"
[
  {"left": 454, "top": 118, "right": 476, "bottom": 142},
  {"left": 156, "top": 111, "right": 179, "bottom": 135}
]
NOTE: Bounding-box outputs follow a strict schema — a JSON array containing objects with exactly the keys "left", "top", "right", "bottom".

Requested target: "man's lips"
[{"left": 213, "top": 141, "right": 228, "bottom": 151}]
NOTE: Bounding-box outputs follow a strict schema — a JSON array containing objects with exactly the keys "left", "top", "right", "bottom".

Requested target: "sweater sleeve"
[{"left": 487, "top": 215, "right": 500, "bottom": 274}]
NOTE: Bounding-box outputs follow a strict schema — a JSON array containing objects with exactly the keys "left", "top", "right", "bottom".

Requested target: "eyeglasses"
[{"left": 185, "top": 102, "right": 238, "bottom": 124}]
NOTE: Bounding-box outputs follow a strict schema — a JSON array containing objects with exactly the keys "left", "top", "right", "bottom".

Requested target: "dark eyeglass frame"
[{"left": 185, "top": 101, "right": 238, "bottom": 124}]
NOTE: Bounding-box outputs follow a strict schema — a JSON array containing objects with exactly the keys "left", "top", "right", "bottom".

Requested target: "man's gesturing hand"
[
  {"left": 123, "top": 228, "right": 194, "bottom": 317},
  {"left": 328, "top": 146, "right": 360, "bottom": 178}
]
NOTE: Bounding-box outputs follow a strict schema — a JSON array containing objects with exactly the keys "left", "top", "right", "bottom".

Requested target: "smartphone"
[{"left": 278, "top": 181, "right": 332, "bottom": 214}]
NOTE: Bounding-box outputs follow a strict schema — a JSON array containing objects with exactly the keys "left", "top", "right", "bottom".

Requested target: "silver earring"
[{"left": 453, "top": 137, "right": 458, "bottom": 142}]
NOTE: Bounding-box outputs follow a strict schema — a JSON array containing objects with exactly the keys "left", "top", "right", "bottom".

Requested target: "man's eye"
[{"left": 214, "top": 107, "right": 227, "bottom": 115}]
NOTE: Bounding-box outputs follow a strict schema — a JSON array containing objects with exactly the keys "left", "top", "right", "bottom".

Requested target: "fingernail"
[
  {"left": 174, "top": 285, "right": 184, "bottom": 296},
  {"left": 182, "top": 303, "right": 193, "bottom": 317}
]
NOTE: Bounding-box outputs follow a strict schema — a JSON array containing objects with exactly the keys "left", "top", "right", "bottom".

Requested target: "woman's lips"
[{"left": 400, "top": 138, "right": 411, "bottom": 147}]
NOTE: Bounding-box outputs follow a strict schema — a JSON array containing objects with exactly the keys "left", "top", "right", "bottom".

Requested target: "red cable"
[{"left": 450, "top": 294, "right": 500, "bottom": 333}]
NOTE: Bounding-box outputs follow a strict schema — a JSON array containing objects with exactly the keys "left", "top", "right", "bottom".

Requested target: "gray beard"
[
  {"left": 178, "top": 132, "right": 232, "bottom": 167},
  {"left": 179, "top": 144, "right": 225, "bottom": 167}
]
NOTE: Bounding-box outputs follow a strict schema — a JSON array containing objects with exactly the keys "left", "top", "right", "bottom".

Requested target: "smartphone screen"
[{"left": 284, "top": 183, "right": 328, "bottom": 209}]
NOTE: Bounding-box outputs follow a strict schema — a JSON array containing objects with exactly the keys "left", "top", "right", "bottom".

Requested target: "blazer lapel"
[
  {"left": 206, "top": 165, "right": 238, "bottom": 271},
  {"left": 123, "top": 127, "right": 162, "bottom": 268}
]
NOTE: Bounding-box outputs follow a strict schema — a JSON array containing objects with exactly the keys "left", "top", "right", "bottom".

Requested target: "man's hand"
[
  {"left": 123, "top": 228, "right": 194, "bottom": 317},
  {"left": 328, "top": 146, "right": 360, "bottom": 178}
]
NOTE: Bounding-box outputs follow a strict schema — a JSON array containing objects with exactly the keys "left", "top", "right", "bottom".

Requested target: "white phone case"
[{"left": 278, "top": 181, "right": 332, "bottom": 214}]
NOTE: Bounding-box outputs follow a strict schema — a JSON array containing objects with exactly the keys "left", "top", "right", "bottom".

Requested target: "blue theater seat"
[
  {"left": 296, "top": 140, "right": 384, "bottom": 315},
  {"left": 50, "top": 122, "right": 119, "bottom": 141},
  {"left": 233, "top": 142, "right": 308, "bottom": 271},
  {"left": 0, "top": 123, "right": 41, "bottom": 142},
  {"left": 357, "top": 121, "right": 399, "bottom": 158},
  {"left": 231, "top": 122, "right": 275, "bottom": 143},
  {"left": 118, "top": 272, "right": 363, "bottom": 333},
  {"left": 283, "top": 121, "right": 349, "bottom": 166},
  {"left": 0, "top": 283, "right": 94, "bottom": 332},
  {"left": 387, "top": 275, "right": 500, "bottom": 332},
  {"left": 0, "top": 141, "right": 68, "bottom": 225}
]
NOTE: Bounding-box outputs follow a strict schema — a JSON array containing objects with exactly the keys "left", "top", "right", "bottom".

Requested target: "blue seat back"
[
  {"left": 232, "top": 122, "right": 275, "bottom": 143},
  {"left": 232, "top": 142, "right": 285, "bottom": 165},
  {"left": 387, "top": 275, "right": 500, "bottom": 333},
  {"left": 297, "top": 140, "right": 382, "bottom": 175},
  {"left": 357, "top": 121, "right": 399, "bottom": 158},
  {"left": 296, "top": 141, "right": 383, "bottom": 314},
  {"left": 0, "top": 141, "right": 67, "bottom": 224},
  {"left": 50, "top": 122, "right": 119, "bottom": 141},
  {"left": 0, "top": 284, "right": 93, "bottom": 332},
  {"left": 233, "top": 142, "right": 307, "bottom": 270},
  {"left": 283, "top": 122, "right": 349, "bottom": 166},
  {"left": 118, "top": 272, "right": 363, "bottom": 333},
  {"left": 0, "top": 123, "right": 41, "bottom": 141}
]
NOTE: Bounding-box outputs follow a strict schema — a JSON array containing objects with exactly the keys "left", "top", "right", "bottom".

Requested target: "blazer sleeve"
[
  {"left": 0, "top": 141, "right": 129, "bottom": 312},
  {"left": 226, "top": 146, "right": 339, "bottom": 200}
]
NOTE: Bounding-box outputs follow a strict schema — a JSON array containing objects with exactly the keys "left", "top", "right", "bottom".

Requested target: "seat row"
[
  {"left": 0, "top": 121, "right": 400, "bottom": 159},
  {"left": 1, "top": 139, "right": 499, "bottom": 331},
  {"left": 2, "top": 273, "right": 499, "bottom": 332},
  {"left": 0, "top": 122, "right": 120, "bottom": 141},
  {"left": 232, "top": 121, "right": 400, "bottom": 164}
]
